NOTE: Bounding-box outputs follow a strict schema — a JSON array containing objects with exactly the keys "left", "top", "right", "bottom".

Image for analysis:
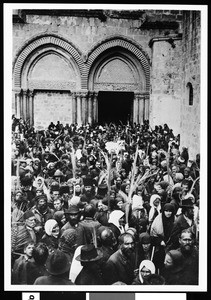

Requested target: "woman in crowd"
[
  {"left": 132, "top": 260, "right": 156, "bottom": 285},
  {"left": 150, "top": 203, "right": 176, "bottom": 272},
  {"left": 40, "top": 219, "right": 60, "bottom": 254}
]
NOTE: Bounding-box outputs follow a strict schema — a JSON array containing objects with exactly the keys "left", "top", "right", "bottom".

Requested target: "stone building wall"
[
  {"left": 180, "top": 11, "right": 201, "bottom": 159},
  {"left": 13, "top": 10, "right": 182, "bottom": 58},
  {"left": 149, "top": 38, "right": 182, "bottom": 135},
  {"left": 13, "top": 9, "right": 199, "bottom": 141}
]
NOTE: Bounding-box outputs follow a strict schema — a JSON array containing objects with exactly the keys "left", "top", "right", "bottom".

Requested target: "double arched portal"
[{"left": 13, "top": 34, "right": 150, "bottom": 129}]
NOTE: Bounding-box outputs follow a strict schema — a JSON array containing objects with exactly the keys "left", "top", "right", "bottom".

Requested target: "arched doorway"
[
  {"left": 98, "top": 91, "right": 133, "bottom": 125},
  {"left": 87, "top": 38, "right": 150, "bottom": 124},
  {"left": 12, "top": 35, "right": 84, "bottom": 129}
]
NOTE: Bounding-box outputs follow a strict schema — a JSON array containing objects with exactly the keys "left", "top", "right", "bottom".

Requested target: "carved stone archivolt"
[{"left": 13, "top": 34, "right": 150, "bottom": 125}]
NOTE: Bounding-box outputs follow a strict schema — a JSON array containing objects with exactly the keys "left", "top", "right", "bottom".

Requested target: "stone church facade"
[{"left": 12, "top": 9, "right": 201, "bottom": 159}]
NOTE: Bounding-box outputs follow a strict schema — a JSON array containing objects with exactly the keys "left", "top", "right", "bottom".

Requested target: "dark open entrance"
[{"left": 98, "top": 91, "right": 134, "bottom": 125}]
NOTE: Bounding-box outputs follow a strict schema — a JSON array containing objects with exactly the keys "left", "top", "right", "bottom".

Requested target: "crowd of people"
[{"left": 10, "top": 115, "right": 200, "bottom": 285}]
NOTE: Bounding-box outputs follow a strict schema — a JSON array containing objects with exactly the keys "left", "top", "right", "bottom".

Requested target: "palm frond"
[
  {"left": 70, "top": 149, "right": 77, "bottom": 179},
  {"left": 189, "top": 176, "right": 200, "bottom": 194},
  {"left": 11, "top": 224, "right": 32, "bottom": 253},
  {"left": 16, "top": 158, "right": 20, "bottom": 189},
  {"left": 128, "top": 145, "right": 139, "bottom": 202}
]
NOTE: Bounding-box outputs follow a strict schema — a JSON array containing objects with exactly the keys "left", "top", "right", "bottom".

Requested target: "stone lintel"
[
  {"left": 141, "top": 20, "right": 179, "bottom": 30},
  {"left": 18, "top": 9, "right": 146, "bottom": 21}
]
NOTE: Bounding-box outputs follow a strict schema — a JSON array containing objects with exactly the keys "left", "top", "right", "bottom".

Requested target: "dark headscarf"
[{"left": 162, "top": 203, "right": 175, "bottom": 242}]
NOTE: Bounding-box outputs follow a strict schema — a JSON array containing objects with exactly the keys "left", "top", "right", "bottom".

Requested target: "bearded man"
[
  {"left": 102, "top": 232, "right": 136, "bottom": 284},
  {"left": 31, "top": 194, "right": 54, "bottom": 235},
  {"left": 162, "top": 229, "right": 199, "bottom": 285}
]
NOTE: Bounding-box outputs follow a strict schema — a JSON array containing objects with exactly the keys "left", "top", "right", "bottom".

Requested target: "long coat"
[
  {"left": 25, "top": 261, "right": 48, "bottom": 284},
  {"left": 102, "top": 249, "right": 135, "bottom": 285},
  {"left": 12, "top": 255, "right": 34, "bottom": 284}
]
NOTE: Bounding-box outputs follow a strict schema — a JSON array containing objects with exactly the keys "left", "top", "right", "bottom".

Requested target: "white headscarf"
[
  {"left": 149, "top": 194, "right": 161, "bottom": 222},
  {"left": 139, "top": 259, "right": 156, "bottom": 283},
  {"left": 44, "top": 219, "right": 58, "bottom": 236},
  {"left": 108, "top": 210, "right": 125, "bottom": 233},
  {"left": 132, "top": 195, "right": 144, "bottom": 210},
  {"left": 33, "top": 176, "right": 45, "bottom": 189},
  {"left": 33, "top": 176, "right": 51, "bottom": 201}
]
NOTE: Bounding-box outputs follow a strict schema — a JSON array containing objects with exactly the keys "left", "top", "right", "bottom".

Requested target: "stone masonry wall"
[
  {"left": 12, "top": 9, "right": 185, "bottom": 134},
  {"left": 149, "top": 39, "right": 182, "bottom": 135},
  {"left": 180, "top": 11, "right": 201, "bottom": 159},
  {"left": 13, "top": 10, "right": 182, "bottom": 59},
  {"left": 34, "top": 91, "right": 72, "bottom": 130}
]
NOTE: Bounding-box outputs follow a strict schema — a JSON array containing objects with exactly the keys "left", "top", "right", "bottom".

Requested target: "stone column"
[
  {"left": 144, "top": 96, "right": 150, "bottom": 121},
  {"left": 19, "top": 90, "right": 23, "bottom": 119},
  {"left": 14, "top": 89, "right": 21, "bottom": 119},
  {"left": 133, "top": 93, "right": 139, "bottom": 124},
  {"left": 72, "top": 92, "right": 76, "bottom": 124},
  {"left": 93, "top": 92, "right": 98, "bottom": 123},
  {"left": 22, "top": 89, "right": 28, "bottom": 121},
  {"left": 28, "top": 90, "right": 34, "bottom": 126},
  {"left": 26, "top": 90, "right": 30, "bottom": 123},
  {"left": 81, "top": 92, "right": 88, "bottom": 125},
  {"left": 68, "top": 92, "right": 72, "bottom": 125},
  {"left": 88, "top": 92, "right": 93, "bottom": 125},
  {"left": 138, "top": 93, "right": 145, "bottom": 125},
  {"left": 76, "top": 92, "right": 82, "bottom": 126}
]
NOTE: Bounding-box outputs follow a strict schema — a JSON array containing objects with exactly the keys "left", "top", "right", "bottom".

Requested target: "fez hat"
[
  {"left": 46, "top": 249, "right": 70, "bottom": 275},
  {"left": 97, "top": 184, "right": 108, "bottom": 196},
  {"left": 83, "top": 176, "right": 94, "bottom": 186},
  {"left": 75, "top": 244, "right": 103, "bottom": 262}
]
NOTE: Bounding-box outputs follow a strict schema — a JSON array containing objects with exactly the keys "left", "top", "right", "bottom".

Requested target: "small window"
[{"left": 187, "top": 82, "right": 193, "bottom": 106}]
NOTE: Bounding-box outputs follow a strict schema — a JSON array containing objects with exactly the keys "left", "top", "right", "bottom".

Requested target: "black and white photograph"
[{"left": 4, "top": 3, "right": 207, "bottom": 292}]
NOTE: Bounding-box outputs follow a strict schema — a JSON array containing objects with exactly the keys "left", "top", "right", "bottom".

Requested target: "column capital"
[
  {"left": 93, "top": 91, "right": 99, "bottom": 98},
  {"left": 13, "top": 88, "right": 22, "bottom": 94},
  {"left": 28, "top": 89, "right": 34, "bottom": 97},
  {"left": 22, "top": 89, "right": 28, "bottom": 96},
  {"left": 87, "top": 91, "right": 95, "bottom": 98}
]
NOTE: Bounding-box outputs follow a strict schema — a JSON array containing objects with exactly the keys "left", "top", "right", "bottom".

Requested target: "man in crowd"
[
  {"left": 102, "top": 232, "right": 136, "bottom": 284},
  {"left": 61, "top": 205, "right": 85, "bottom": 247},
  {"left": 162, "top": 229, "right": 198, "bottom": 284}
]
